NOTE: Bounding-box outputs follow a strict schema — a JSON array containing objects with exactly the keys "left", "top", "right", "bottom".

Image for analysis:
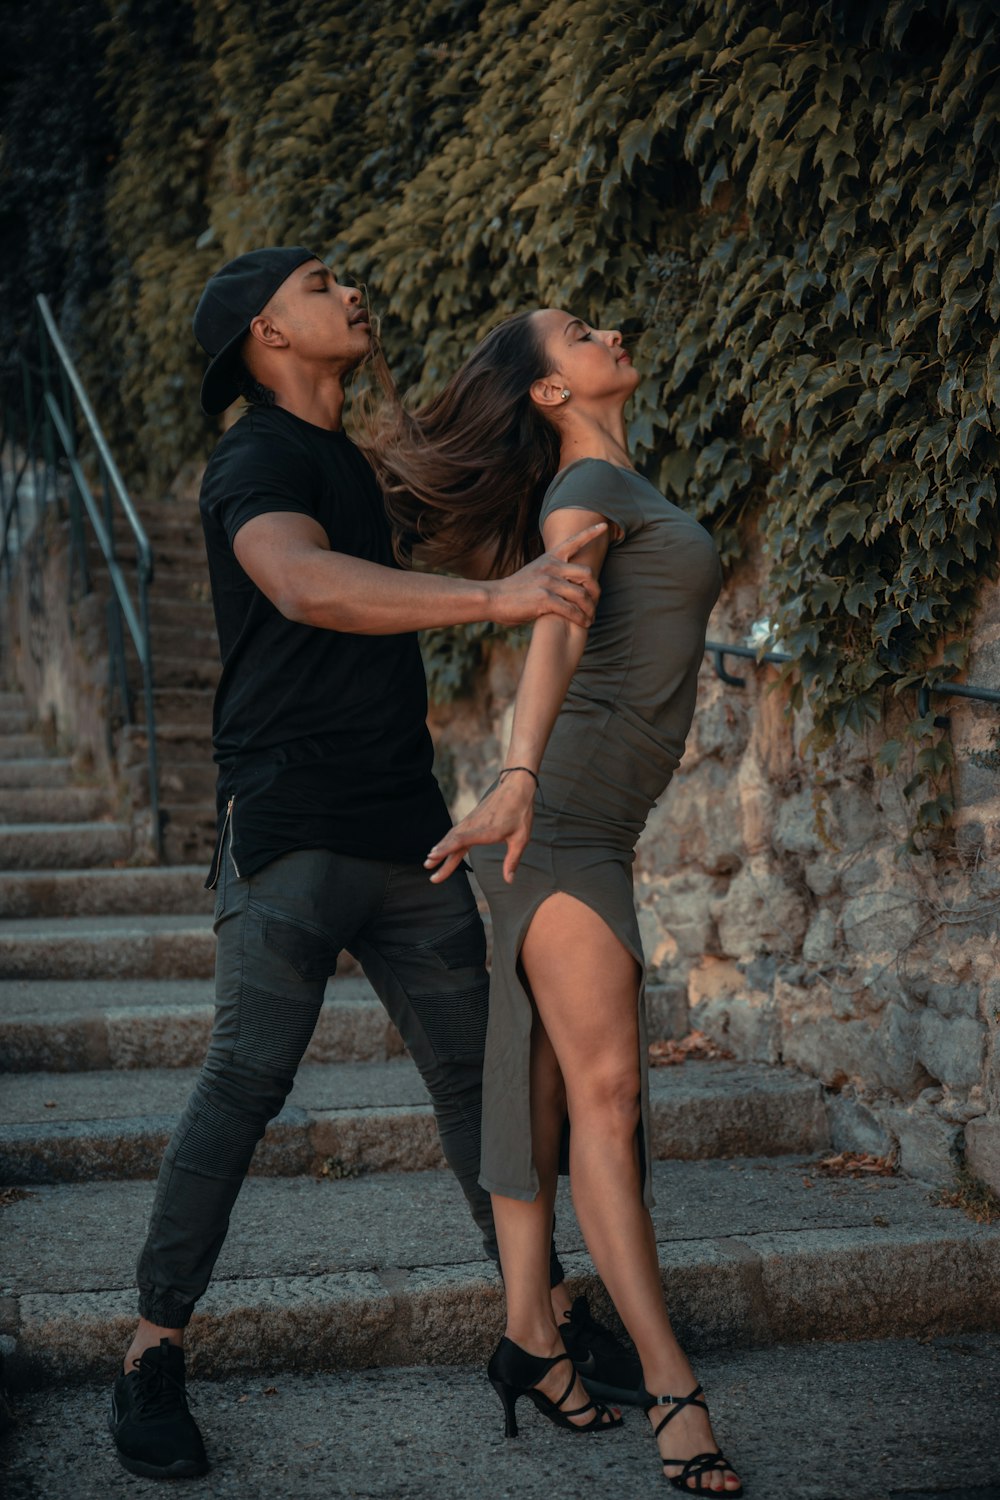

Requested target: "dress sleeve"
[{"left": 538, "top": 460, "right": 644, "bottom": 540}]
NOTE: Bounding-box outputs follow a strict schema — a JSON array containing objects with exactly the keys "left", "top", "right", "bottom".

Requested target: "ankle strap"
[{"left": 641, "top": 1382, "right": 708, "bottom": 1431}]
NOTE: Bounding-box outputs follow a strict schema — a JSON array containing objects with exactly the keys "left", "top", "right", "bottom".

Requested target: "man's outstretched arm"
[{"left": 232, "top": 511, "right": 605, "bottom": 634}]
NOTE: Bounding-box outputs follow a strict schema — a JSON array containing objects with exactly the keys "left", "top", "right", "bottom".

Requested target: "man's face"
[{"left": 262, "top": 258, "right": 372, "bottom": 369}]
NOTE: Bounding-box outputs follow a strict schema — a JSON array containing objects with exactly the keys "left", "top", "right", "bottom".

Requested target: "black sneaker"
[
  {"left": 108, "top": 1338, "right": 208, "bottom": 1479},
  {"left": 560, "top": 1295, "right": 645, "bottom": 1406}
]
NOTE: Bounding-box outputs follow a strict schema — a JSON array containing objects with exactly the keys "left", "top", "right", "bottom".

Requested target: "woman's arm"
[{"left": 425, "top": 507, "right": 615, "bottom": 883}]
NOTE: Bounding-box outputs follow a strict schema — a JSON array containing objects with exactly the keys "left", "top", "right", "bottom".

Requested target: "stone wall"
[{"left": 430, "top": 560, "right": 1000, "bottom": 1194}]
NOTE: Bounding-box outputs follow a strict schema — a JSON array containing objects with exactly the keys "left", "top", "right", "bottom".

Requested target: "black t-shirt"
[{"left": 198, "top": 403, "right": 451, "bottom": 878}]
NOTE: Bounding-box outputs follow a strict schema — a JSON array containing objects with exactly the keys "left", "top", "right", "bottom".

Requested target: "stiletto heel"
[
  {"left": 488, "top": 1376, "right": 520, "bottom": 1438},
  {"left": 487, "top": 1336, "right": 623, "bottom": 1439},
  {"left": 640, "top": 1382, "right": 742, "bottom": 1496}
]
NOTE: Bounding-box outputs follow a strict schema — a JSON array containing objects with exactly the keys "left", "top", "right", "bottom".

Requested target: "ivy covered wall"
[{"left": 4, "top": 0, "right": 999, "bottom": 761}]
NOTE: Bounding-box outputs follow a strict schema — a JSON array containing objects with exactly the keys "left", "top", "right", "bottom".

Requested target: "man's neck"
[{"left": 272, "top": 370, "right": 348, "bottom": 432}]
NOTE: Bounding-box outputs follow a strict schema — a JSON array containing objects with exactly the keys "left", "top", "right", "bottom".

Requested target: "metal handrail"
[
  {"left": 0, "top": 294, "right": 162, "bottom": 857},
  {"left": 706, "top": 638, "right": 1000, "bottom": 715}
]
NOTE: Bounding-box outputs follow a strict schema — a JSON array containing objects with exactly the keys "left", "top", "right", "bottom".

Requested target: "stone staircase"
[
  {"left": 2, "top": 662, "right": 999, "bottom": 1400},
  {"left": 104, "top": 501, "right": 220, "bottom": 864},
  {"left": 2, "top": 511, "right": 1000, "bottom": 1493}
]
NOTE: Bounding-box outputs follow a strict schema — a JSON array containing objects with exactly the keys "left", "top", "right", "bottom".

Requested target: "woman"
[{"left": 368, "top": 308, "right": 741, "bottom": 1495}]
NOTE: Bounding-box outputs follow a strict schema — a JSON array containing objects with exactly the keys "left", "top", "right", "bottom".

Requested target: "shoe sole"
[{"left": 115, "top": 1451, "right": 209, "bottom": 1479}]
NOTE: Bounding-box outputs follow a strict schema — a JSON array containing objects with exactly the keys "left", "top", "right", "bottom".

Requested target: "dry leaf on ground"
[
  {"left": 649, "top": 1031, "right": 735, "bottom": 1067},
  {"left": 813, "top": 1150, "right": 897, "bottom": 1178}
]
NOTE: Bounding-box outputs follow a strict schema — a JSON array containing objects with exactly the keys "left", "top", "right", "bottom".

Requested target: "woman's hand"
[{"left": 424, "top": 772, "right": 537, "bottom": 885}]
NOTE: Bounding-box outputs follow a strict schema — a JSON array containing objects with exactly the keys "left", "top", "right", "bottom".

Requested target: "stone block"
[
  {"left": 876, "top": 1005, "right": 934, "bottom": 1096},
  {"left": 828, "top": 782, "right": 879, "bottom": 853},
  {"left": 838, "top": 853, "right": 879, "bottom": 897},
  {"left": 841, "top": 888, "right": 922, "bottom": 956},
  {"left": 803, "top": 856, "right": 839, "bottom": 897},
  {"left": 916, "top": 981, "right": 982, "bottom": 1019},
  {"left": 711, "top": 856, "right": 808, "bottom": 960},
  {"left": 777, "top": 978, "right": 929, "bottom": 1095},
  {"left": 965, "top": 1116, "right": 1000, "bottom": 1195},
  {"left": 916, "top": 1010, "right": 987, "bottom": 1091},
  {"left": 884, "top": 1107, "right": 964, "bottom": 1186},
  {"left": 825, "top": 1092, "right": 896, "bottom": 1157},
  {"left": 802, "top": 909, "right": 838, "bottom": 965},
  {"left": 688, "top": 957, "right": 780, "bottom": 1062},
  {"left": 772, "top": 789, "right": 825, "bottom": 857},
  {"left": 683, "top": 694, "right": 749, "bottom": 765},
  {"left": 636, "top": 870, "right": 718, "bottom": 967},
  {"left": 645, "top": 980, "right": 689, "bottom": 1039},
  {"left": 736, "top": 749, "right": 776, "bottom": 855},
  {"left": 640, "top": 758, "right": 743, "bottom": 876}
]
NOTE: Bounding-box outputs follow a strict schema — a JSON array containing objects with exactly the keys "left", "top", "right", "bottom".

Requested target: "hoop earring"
[{"left": 560, "top": 389, "right": 571, "bottom": 401}]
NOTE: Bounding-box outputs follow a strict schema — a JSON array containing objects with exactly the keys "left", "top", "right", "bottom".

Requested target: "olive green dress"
[{"left": 470, "top": 458, "right": 722, "bottom": 1207}]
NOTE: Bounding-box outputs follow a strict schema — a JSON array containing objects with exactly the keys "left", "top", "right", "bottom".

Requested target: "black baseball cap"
[{"left": 193, "top": 246, "right": 319, "bottom": 415}]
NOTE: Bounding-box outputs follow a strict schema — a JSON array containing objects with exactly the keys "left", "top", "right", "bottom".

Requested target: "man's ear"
[{"left": 247, "top": 313, "right": 289, "bottom": 350}]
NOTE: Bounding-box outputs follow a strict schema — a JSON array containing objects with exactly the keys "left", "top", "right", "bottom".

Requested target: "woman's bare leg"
[
  {"left": 521, "top": 893, "right": 741, "bottom": 1492},
  {"left": 492, "top": 1007, "right": 617, "bottom": 1425}
]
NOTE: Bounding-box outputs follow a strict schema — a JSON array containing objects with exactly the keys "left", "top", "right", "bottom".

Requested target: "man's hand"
[
  {"left": 484, "top": 523, "right": 606, "bottom": 628},
  {"left": 424, "top": 773, "right": 537, "bottom": 884}
]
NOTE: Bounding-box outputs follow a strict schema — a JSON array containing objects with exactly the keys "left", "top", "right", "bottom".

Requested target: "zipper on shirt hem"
[{"left": 209, "top": 796, "right": 240, "bottom": 887}]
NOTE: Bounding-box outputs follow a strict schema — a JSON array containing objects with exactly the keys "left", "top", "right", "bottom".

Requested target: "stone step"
[
  {"left": 0, "top": 1058, "right": 439, "bottom": 1184},
  {"left": 149, "top": 687, "right": 215, "bottom": 723},
  {"left": 101, "top": 594, "right": 214, "bottom": 634},
  {"left": 0, "top": 758, "right": 73, "bottom": 789},
  {"left": 148, "top": 579, "right": 212, "bottom": 608},
  {"left": 127, "top": 654, "right": 218, "bottom": 689},
  {"left": 0, "top": 975, "right": 403, "bottom": 1071},
  {"left": 118, "top": 720, "right": 213, "bottom": 769},
  {"left": 0, "top": 865, "right": 211, "bottom": 920},
  {"left": 0, "top": 913, "right": 215, "bottom": 980},
  {"left": 0, "top": 972, "right": 683, "bottom": 1074},
  {"left": 0, "top": 734, "right": 47, "bottom": 760},
  {"left": 0, "top": 1060, "right": 829, "bottom": 1184},
  {"left": 6, "top": 1337, "right": 999, "bottom": 1499},
  {"left": 147, "top": 622, "right": 218, "bottom": 657},
  {"left": 126, "top": 758, "right": 218, "bottom": 804},
  {"left": 0, "top": 787, "right": 112, "bottom": 824},
  {"left": 161, "top": 805, "right": 217, "bottom": 865},
  {"left": 0, "top": 691, "right": 28, "bottom": 713},
  {"left": 4, "top": 1158, "right": 998, "bottom": 1386},
  {"left": 0, "top": 708, "right": 30, "bottom": 735},
  {"left": 0, "top": 822, "right": 132, "bottom": 872},
  {"left": 89, "top": 541, "right": 203, "bottom": 573}
]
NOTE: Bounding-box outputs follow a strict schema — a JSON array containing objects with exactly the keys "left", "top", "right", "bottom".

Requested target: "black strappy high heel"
[
  {"left": 487, "top": 1335, "right": 624, "bottom": 1439},
  {"left": 641, "top": 1382, "right": 743, "bottom": 1496}
]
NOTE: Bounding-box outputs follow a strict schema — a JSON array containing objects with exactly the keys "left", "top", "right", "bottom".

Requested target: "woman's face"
[{"left": 531, "top": 308, "right": 641, "bottom": 407}]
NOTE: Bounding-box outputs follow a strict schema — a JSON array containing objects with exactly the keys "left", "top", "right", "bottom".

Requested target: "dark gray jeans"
[{"left": 137, "top": 837, "right": 563, "bottom": 1328}]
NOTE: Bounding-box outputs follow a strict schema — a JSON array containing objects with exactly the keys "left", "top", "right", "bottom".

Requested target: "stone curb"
[
  {"left": 0, "top": 823, "right": 132, "bottom": 872},
  {"left": 0, "top": 1061, "right": 829, "bottom": 1182},
  {"left": 0, "top": 865, "right": 212, "bottom": 920},
  {"left": 7, "top": 1223, "right": 999, "bottom": 1389}
]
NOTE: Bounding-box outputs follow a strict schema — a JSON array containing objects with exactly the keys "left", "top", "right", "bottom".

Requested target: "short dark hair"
[{"left": 237, "top": 359, "right": 276, "bottom": 408}]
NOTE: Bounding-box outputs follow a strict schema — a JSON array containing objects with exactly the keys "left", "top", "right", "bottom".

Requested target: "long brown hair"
[{"left": 359, "top": 311, "right": 560, "bottom": 577}]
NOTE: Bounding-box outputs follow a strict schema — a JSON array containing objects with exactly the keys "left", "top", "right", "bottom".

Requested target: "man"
[{"left": 108, "top": 247, "right": 642, "bottom": 1480}]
